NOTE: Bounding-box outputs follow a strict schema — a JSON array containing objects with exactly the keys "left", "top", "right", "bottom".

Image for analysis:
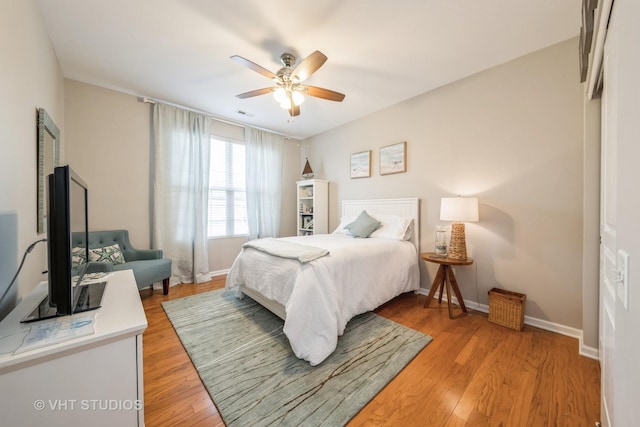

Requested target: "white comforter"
[{"left": 225, "top": 234, "right": 420, "bottom": 365}]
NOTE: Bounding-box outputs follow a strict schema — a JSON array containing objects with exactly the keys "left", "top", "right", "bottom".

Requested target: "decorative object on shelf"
[
  {"left": 440, "top": 196, "right": 479, "bottom": 260},
  {"left": 350, "top": 150, "right": 371, "bottom": 178},
  {"left": 303, "top": 217, "right": 314, "bottom": 230},
  {"left": 434, "top": 226, "right": 448, "bottom": 257},
  {"left": 302, "top": 158, "right": 314, "bottom": 179},
  {"left": 379, "top": 141, "right": 406, "bottom": 175}
]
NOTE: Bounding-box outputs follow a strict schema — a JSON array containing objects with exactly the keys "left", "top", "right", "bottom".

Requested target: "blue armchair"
[{"left": 72, "top": 230, "right": 172, "bottom": 295}]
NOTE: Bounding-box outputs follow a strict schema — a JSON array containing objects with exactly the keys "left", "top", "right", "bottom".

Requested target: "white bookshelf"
[{"left": 296, "top": 179, "right": 328, "bottom": 236}]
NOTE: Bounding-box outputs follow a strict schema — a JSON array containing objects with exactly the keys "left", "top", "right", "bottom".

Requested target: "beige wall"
[
  {"left": 65, "top": 80, "right": 151, "bottom": 248},
  {"left": 63, "top": 81, "right": 301, "bottom": 274},
  {"left": 303, "top": 38, "right": 585, "bottom": 329},
  {"left": 0, "top": 0, "right": 65, "bottom": 316}
]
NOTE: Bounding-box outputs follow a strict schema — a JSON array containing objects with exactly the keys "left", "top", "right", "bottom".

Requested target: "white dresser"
[{"left": 0, "top": 270, "right": 147, "bottom": 426}]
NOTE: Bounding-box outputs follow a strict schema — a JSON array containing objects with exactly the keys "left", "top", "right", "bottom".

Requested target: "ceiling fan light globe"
[
  {"left": 273, "top": 87, "right": 286, "bottom": 103},
  {"left": 292, "top": 91, "right": 304, "bottom": 106},
  {"left": 280, "top": 98, "right": 291, "bottom": 110}
]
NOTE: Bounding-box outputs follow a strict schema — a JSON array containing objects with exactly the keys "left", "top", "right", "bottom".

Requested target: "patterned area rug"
[{"left": 162, "top": 289, "right": 431, "bottom": 427}]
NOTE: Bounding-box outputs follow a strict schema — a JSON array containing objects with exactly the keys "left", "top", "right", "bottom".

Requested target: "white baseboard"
[
  {"left": 210, "top": 269, "right": 230, "bottom": 278},
  {"left": 415, "top": 288, "right": 599, "bottom": 360}
]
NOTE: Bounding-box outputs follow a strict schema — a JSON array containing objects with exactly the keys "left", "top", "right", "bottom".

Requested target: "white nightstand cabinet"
[{"left": 296, "top": 179, "right": 329, "bottom": 236}]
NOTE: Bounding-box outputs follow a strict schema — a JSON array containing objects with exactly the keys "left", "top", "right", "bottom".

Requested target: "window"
[{"left": 208, "top": 137, "right": 248, "bottom": 237}]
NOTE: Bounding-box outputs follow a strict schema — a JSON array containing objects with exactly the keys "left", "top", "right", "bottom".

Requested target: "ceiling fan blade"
[
  {"left": 230, "top": 55, "right": 278, "bottom": 80},
  {"left": 292, "top": 50, "right": 327, "bottom": 82},
  {"left": 289, "top": 105, "right": 300, "bottom": 116},
  {"left": 236, "top": 87, "right": 275, "bottom": 99},
  {"left": 289, "top": 98, "right": 300, "bottom": 117},
  {"left": 301, "top": 85, "right": 345, "bottom": 102}
]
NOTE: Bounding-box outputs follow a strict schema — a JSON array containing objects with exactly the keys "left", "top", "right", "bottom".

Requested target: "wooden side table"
[{"left": 421, "top": 252, "right": 474, "bottom": 319}]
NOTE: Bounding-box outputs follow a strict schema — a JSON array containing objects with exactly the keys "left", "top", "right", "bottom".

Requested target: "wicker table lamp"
[{"left": 440, "top": 196, "right": 479, "bottom": 260}]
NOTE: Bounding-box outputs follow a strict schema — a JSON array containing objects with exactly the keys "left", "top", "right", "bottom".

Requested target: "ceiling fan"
[{"left": 230, "top": 50, "right": 345, "bottom": 117}]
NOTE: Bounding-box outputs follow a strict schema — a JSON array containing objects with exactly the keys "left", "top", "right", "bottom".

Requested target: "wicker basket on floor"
[{"left": 488, "top": 288, "right": 526, "bottom": 331}]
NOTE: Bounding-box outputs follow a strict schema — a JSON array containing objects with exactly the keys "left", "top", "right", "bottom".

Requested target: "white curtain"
[
  {"left": 245, "top": 128, "right": 285, "bottom": 240},
  {"left": 152, "top": 103, "right": 211, "bottom": 284}
]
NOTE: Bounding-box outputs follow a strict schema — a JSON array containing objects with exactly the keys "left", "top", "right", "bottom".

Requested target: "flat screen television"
[
  {"left": 47, "top": 165, "right": 89, "bottom": 314},
  {"left": 21, "top": 165, "right": 105, "bottom": 323}
]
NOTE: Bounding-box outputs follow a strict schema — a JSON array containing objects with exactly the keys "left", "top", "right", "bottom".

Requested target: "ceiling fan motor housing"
[
  {"left": 280, "top": 53, "right": 296, "bottom": 67},
  {"left": 277, "top": 53, "right": 296, "bottom": 82}
]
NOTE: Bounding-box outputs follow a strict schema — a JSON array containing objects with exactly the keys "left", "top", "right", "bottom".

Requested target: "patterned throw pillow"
[
  {"left": 71, "top": 246, "right": 87, "bottom": 269},
  {"left": 89, "top": 243, "right": 126, "bottom": 265}
]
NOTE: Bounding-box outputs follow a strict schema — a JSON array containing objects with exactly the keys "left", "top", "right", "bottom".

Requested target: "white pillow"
[
  {"left": 368, "top": 213, "right": 413, "bottom": 241},
  {"left": 331, "top": 215, "right": 356, "bottom": 235},
  {"left": 403, "top": 220, "right": 414, "bottom": 241},
  {"left": 333, "top": 213, "right": 413, "bottom": 240}
]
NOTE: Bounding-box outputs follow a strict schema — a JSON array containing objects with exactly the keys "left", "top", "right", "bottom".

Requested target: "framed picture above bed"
[
  {"left": 380, "top": 141, "right": 406, "bottom": 175},
  {"left": 350, "top": 150, "right": 371, "bottom": 178}
]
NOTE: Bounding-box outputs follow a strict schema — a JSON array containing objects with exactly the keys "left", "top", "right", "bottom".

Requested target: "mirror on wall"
[{"left": 37, "top": 108, "right": 60, "bottom": 234}]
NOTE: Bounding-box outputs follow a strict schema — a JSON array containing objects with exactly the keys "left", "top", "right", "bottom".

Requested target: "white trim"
[
  {"left": 579, "top": 337, "right": 599, "bottom": 360},
  {"left": 416, "top": 288, "right": 600, "bottom": 360},
  {"left": 210, "top": 269, "right": 230, "bottom": 278}
]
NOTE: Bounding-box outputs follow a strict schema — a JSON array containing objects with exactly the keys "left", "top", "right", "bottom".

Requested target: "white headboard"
[{"left": 341, "top": 198, "right": 420, "bottom": 251}]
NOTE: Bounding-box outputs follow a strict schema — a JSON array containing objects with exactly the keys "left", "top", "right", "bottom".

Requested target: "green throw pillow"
[
  {"left": 345, "top": 210, "right": 381, "bottom": 238},
  {"left": 89, "top": 243, "right": 126, "bottom": 265}
]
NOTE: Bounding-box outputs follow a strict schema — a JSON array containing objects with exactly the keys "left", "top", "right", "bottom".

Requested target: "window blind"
[{"left": 208, "top": 138, "right": 248, "bottom": 237}]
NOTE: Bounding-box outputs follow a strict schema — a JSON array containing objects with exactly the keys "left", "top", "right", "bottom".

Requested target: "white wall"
[
  {"left": 63, "top": 81, "right": 301, "bottom": 275},
  {"left": 0, "top": 0, "right": 64, "bottom": 318},
  {"left": 303, "top": 38, "right": 585, "bottom": 329}
]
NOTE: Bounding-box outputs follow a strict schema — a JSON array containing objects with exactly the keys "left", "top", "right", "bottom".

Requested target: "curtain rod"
[{"left": 138, "top": 96, "right": 292, "bottom": 139}]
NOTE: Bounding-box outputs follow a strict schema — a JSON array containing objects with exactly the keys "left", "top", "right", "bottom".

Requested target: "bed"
[{"left": 225, "top": 198, "right": 420, "bottom": 365}]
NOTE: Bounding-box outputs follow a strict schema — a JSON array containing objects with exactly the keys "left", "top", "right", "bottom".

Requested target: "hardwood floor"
[{"left": 141, "top": 278, "right": 601, "bottom": 426}]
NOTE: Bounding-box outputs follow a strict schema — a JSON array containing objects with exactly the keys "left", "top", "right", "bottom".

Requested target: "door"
[{"left": 599, "top": 10, "right": 618, "bottom": 427}]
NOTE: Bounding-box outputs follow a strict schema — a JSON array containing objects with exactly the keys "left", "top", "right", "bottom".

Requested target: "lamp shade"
[{"left": 440, "top": 197, "right": 479, "bottom": 222}]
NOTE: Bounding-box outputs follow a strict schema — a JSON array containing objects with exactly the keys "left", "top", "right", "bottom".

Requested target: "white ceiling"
[{"left": 36, "top": 0, "right": 580, "bottom": 139}]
